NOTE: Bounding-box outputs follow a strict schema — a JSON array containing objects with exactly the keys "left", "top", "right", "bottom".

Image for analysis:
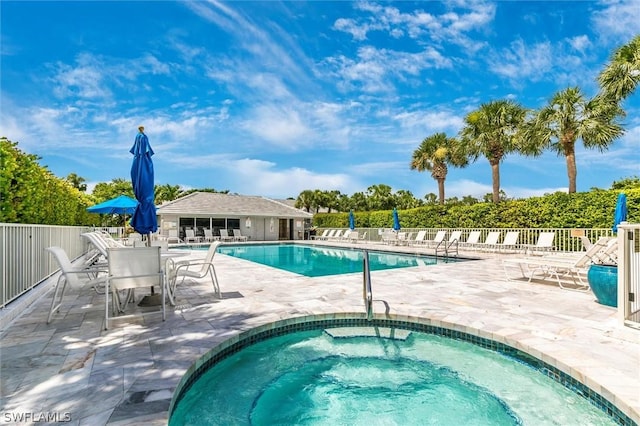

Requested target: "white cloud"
[
  {"left": 489, "top": 39, "right": 554, "bottom": 82},
  {"left": 221, "top": 158, "right": 354, "bottom": 198},
  {"left": 242, "top": 105, "right": 311, "bottom": 148},
  {"left": 592, "top": 0, "right": 640, "bottom": 41}
]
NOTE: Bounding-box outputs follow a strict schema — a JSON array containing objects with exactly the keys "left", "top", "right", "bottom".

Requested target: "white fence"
[{"left": 0, "top": 223, "right": 90, "bottom": 308}]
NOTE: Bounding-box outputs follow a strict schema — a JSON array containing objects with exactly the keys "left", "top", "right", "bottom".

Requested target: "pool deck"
[{"left": 1, "top": 241, "right": 639, "bottom": 425}]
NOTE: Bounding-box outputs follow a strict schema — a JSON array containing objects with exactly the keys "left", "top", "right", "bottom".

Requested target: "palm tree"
[
  {"left": 459, "top": 100, "right": 527, "bottom": 203},
  {"left": 598, "top": 35, "right": 640, "bottom": 102},
  {"left": 410, "top": 133, "right": 468, "bottom": 205},
  {"left": 523, "top": 87, "right": 624, "bottom": 193},
  {"left": 295, "top": 190, "right": 315, "bottom": 212},
  {"left": 65, "top": 173, "right": 87, "bottom": 192},
  {"left": 155, "top": 184, "right": 183, "bottom": 204}
]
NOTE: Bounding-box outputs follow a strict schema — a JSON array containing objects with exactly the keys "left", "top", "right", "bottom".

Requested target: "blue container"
[{"left": 587, "top": 265, "right": 618, "bottom": 307}]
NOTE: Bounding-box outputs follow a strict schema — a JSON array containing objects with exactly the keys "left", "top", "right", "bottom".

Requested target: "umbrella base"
[{"left": 138, "top": 293, "right": 163, "bottom": 307}]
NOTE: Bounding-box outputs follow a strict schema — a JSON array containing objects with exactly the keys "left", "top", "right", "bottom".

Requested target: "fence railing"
[
  {"left": 0, "top": 224, "right": 90, "bottom": 308},
  {"left": 322, "top": 227, "right": 614, "bottom": 252}
]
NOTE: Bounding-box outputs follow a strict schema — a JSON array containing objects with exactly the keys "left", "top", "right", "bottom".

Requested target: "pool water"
[
  {"left": 170, "top": 328, "right": 616, "bottom": 425},
  {"left": 216, "top": 243, "right": 458, "bottom": 277}
]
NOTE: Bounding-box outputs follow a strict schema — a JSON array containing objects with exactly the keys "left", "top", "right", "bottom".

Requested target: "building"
[{"left": 156, "top": 192, "right": 313, "bottom": 241}]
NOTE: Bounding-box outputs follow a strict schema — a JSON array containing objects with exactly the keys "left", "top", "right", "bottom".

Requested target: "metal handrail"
[{"left": 363, "top": 250, "right": 373, "bottom": 320}]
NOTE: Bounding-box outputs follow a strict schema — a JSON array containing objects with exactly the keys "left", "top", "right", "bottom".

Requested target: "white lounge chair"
[
  {"left": 522, "top": 232, "right": 555, "bottom": 255},
  {"left": 232, "top": 229, "right": 248, "bottom": 242},
  {"left": 460, "top": 231, "right": 481, "bottom": 249},
  {"left": 329, "top": 230, "right": 344, "bottom": 241},
  {"left": 495, "top": 231, "right": 520, "bottom": 252},
  {"left": 219, "top": 229, "right": 234, "bottom": 242},
  {"left": 312, "top": 229, "right": 330, "bottom": 240},
  {"left": 502, "top": 237, "right": 615, "bottom": 290},
  {"left": 474, "top": 231, "right": 501, "bottom": 251},
  {"left": 167, "top": 229, "right": 182, "bottom": 244},
  {"left": 409, "top": 230, "right": 427, "bottom": 246},
  {"left": 185, "top": 229, "right": 201, "bottom": 244},
  {"left": 104, "top": 246, "right": 166, "bottom": 329},
  {"left": 203, "top": 229, "right": 217, "bottom": 242},
  {"left": 45, "top": 246, "right": 108, "bottom": 323},
  {"left": 424, "top": 230, "right": 447, "bottom": 248},
  {"left": 380, "top": 230, "right": 398, "bottom": 245}
]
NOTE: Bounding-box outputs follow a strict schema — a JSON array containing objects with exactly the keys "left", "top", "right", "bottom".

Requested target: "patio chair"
[
  {"left": 104, "top": 246, "right": 165, "bottom": 329},
  {"left": 232, "top": 229, "right": 248, "bottom": 242},
  {"left": 502, "top": 237, "right": 614, "bottom": 290},
  {"left": 522, "top": 232, "right": 555, "bottom": 255},
  {"left": 203, "top": 228, "right": 218, "bottom": 242},
  {"left": 495, "top": 231, "right": 520, "bottom": 253},
  {"left": 329, "top": 230, "right": 344, "bottom": 241},
  {"left": 312, "top": 229, "right": 330, "bottom": 240},
  {"left": 168, "top": 241, "right": 221, "bottom": 300},
  {"left": 460, "top": 231, "right": 481, "bottom": 249},
  {"left": 185, "top": 229, "right": 201, "bottom": 244},
  {"left": 167, "top": 229, "right": 183, "bottom": 244},
  {"left": 380, "top": 230, "right": 398, "bottom": 245},
  {"left": 45, "top": 246, "right": 108, "bottom": 324},
  {"left": 219, "top": 229, "right": 234, "bottom": 242},
  {"left": 408, "top": 230, "right": 427, "bottom": 246},
  {"left": 474, "top": 231, "right": 501, "bottom": 251},
  {"left": 424, "top": 230, "right": 448, "bottom": 248}
]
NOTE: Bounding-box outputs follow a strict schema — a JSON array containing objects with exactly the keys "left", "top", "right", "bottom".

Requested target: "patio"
[{"left": 1, "top": 241, "right": 639, "bottom": 425}]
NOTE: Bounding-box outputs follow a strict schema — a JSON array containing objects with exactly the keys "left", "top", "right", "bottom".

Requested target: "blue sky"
[{"left": 1, "top": 1, "right": 639, "bottom": 201}]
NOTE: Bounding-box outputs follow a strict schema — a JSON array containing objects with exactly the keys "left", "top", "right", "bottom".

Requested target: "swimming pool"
[
  {"left": 215, "top": 243, "right": 462, "bottom": 277},
  {"left": 169, "top": 316, "right": 630, "bottom": 425}
]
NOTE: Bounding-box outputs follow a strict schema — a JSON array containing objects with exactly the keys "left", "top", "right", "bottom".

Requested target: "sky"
[{"left": 1, "top": 1, "right": 639, "bottom": 201}]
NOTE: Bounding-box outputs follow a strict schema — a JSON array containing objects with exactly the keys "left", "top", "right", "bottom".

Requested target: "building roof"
[{"left": 157, "top": 192, "right": 313, "bottom": 218}]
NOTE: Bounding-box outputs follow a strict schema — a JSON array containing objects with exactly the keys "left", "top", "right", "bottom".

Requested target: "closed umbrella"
[
  {"left": 130, "top": 126, "right": 158, "bottom": 237},
  {"left": 349, "top": 210, "right": 355, "bottom": 230},
  {"left": 612, "top": 193, "right": 627, "bottom": 233},
  {"left": 392, "top": 208, "right": 401, "bottom": 231}
]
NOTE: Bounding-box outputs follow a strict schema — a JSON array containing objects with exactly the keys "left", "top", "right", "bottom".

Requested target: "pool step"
[{"left": 324, "top": 327, "right": 411, "bottom": 341}]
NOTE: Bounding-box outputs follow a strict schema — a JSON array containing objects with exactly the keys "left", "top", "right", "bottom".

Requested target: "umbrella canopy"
[
  {"left": 349, "top": 210, "right": 355, "bottom": 230},
  {"left": 612, "top": 193, "right": 628, "bottom": 233},
  {"left": 392, "top": 208, "right": 401, "bottom": 231},
  {"left": 130, "top": 128, "right": 158, "bottom": 235},
  {"left": 87, "top": 195, "right": 138, "bottom": 215}
]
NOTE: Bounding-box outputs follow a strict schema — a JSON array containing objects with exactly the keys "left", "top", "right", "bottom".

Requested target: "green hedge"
[{"left": 313, "top": 189, "right": 640, "bottom": 229}]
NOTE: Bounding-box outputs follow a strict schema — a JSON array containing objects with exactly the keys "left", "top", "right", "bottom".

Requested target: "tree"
[
  {"left": 155, "top": 184, "right": 183, "bottom": 204},
  {"left": 295, "top": 190, "right": 315, "bottom": 212},
  {"left": 92, "top": 178, "right": 134, "bottom": 202},
  {"left": 322, "top": 190, "right": 342, "bottom": 213},
  {"left": 598, "top": 35, "right": 640, "bottom": 103},
  {"left": 459, "top": 100, "right": 527, "bottom": 203},
  {"left": 523, "top": 87, "right": 623, "bottom": 193},
  {"left": 366, "top": 184, "right": 395, "bottom": 210},
  {"left": 395, "top": 189, "right": 423, "bottom": 209},
  {"left": 350, "top": 192, "right": 369, "bottom": 211},
  {"left": 65, "top": 173, "right": 87, "bottom": 192},
  {"left": 410, "top": 133, "right": 468, "bottom": 205}
]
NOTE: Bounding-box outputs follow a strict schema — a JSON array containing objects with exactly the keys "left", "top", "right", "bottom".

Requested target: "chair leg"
[
  {"left": 208, "top": 265, "right": 221, "bottom": 298},
  {"left": 47, "top": 276, "right": 68, "bottom": 324}
]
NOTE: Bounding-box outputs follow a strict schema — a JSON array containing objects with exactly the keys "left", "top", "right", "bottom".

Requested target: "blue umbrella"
[
  {"left": 130, "top": 127, "right": 158, "bottom": 235},
  {"left": 612, "top": 193, "right": 627, "bottom": 233},
  {"left": 349, "top": 210, "right": 355, "bottom": 230},
  {"left": 87, "top": 195, "right": 138, "bottom": 215},
  {"left": 392, "top": 208, "right": 401, "bottom": 231}
]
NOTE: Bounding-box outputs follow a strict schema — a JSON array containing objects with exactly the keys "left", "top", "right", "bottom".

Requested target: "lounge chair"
[
  {"left": 380, "top": 230, "right": 398, "bottom": 245},
  {"left": 45, "top": 246, "right": 108, "bottom": 323},
  {"left": 348, "top": 231, "right": 359, "bottom": 243},
  {"left": 474, "top": 231, "right": 501, "bottom": 251},
  {"left": 185, "top": 229, "right": 201, "bottom": 244},
  {"left": 460, "top": 231, "right": 481, "bottom": 249},
  {"left": 319, "top": 229, "right": 336, "bottom": 241},
  {"left": 104, "top": 246, "right": 166, "bottom": 329},
  {"left": 423, "top": 230, "right": 447, "bottom": 248},
  {"left": 168, "top": 241, "right": 221, "bottom": 301},
  {"left": 502, "top": 237, "right": 615, "bottom": 290},
  {"left": 495, "top": 231, "right": 520, "bottom": 252},
  {"left": 522, "top": 232, "right": 555, "bottom": 255},
  {"left": 219, "top": 229, "right": 234, "bottom": 242},
  {"left": 232, "top": 229, "right": 248, "bottom": 242},
  {"left": 312, "top": 229, "right": 330, "bottom": 240},
  {"left": 329, "top": 230, "right": 344, "bottom": 241},
  {"left": 203, "top": 228, "right": 217, "bottom": 242},
  {"left": 167, "top": 229, "right": 182, "bottom": 244},
  {"left": 408, "top": 230, "right": 427, "bottom": 246},
  {"left": 438, "top": 230, "right": 462, "bottom": 255}
]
